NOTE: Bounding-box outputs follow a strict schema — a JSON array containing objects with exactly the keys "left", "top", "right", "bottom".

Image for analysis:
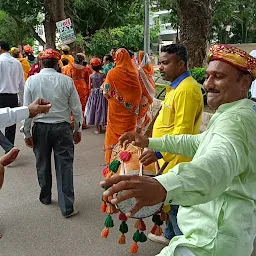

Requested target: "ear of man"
[{"left": 240, "top": 74, "right": 253, "bottom": 93}]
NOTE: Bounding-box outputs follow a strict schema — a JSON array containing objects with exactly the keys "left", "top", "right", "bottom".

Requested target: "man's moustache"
[{"left": 207, "top": 89, "right": 220, "bottom": 93}]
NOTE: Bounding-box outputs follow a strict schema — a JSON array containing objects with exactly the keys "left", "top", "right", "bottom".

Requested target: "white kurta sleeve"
[{"left": 0, "top": 107, "right": 29, "bottom": 128}]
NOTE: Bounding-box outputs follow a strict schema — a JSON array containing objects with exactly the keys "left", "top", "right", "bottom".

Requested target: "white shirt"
[
  {"left": 0, "top": 52, "right": 25, "bottom": 105},
  {"left": 23, "top": 68, "right": 83, "bottom": 138},
  {"left": 251, "top": 80, "right": 256, "bottom": 98},
  {"left": 0, "top": 106, "right": 29, "bottom": 128},
  {"left": 249, "top": 50, "right": 256, "bottom": 99}
]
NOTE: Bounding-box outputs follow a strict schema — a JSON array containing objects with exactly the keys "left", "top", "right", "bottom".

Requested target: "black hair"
[
  {"left": 61, "top": 58, "right": 69, "bottom": 66},
  {"left": 41, "top": 59, "right": 58, "bottom": 69},
  {"left": 111, "top": 47, "right": 117, "bottom": 52},
  {"left": 25, "top": 53, "right": 35, "bottom": 61},
  {"left": 0, "top": 41, "right": 10, "bottom": 51},
  {"left": 63, "top": 50, "right": 69, "bottom": 55},
  {"left": 104, "top": 55, "right": 113, "bottom": 63},
  {"left": 161, "top": 44, "right": 188, "bottom": 66},
  {"left": 13, "top": 53, "right": 20, "bottom": 58},
  {"left": 92, "top": 65, "right": 102, "bottom": 71},
  {"left": 75, "top": 54, "right": 84, "bottom": 64}
]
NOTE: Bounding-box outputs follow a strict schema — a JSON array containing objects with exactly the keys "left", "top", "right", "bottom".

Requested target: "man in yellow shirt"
[
  {"left": 141, "top": 44, "right": 203, "bottom": 245},
  {"left": 61, "top": 45, "right": 74, "bottom": 65},
  {"left": 10, "top": 47, "right": 31, "bottom": 81}
]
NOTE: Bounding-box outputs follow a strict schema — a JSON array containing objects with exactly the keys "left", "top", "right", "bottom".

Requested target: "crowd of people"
[
  {"left": 0, "top": 41, "right": 156, "bottom": 218},
  {"left": 1, "top": 39, "right": 256, "bottom": 255}
]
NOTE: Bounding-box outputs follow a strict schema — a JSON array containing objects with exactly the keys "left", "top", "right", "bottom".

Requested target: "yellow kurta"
[
  {"left": 19, "top": 58, "right": 31, "bottom": 81},
  {"left": 153, "top": 75, "right": 203, "bottom": 173}
]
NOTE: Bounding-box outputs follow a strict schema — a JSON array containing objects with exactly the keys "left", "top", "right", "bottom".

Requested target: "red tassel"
[
  {"left": 130, "top": 242, "right": 138, "bottom": 254},
  {"left": 101, "top": 201, "right": 107, "bottom": 212},
  {"left": 101, "top": 227, "right": 109, "bottom": 238},
  {"left": 118, "top": 234, "right": 126, "bottom": 244},
  {"left": 139, "top": 219, "right": 146, "bottom": 231},
  {"left": 151, "top": 224, "right": 157, "bottom": 234},
  {"left": 119, "top": 212, "right": 128, "bottom": 222}
]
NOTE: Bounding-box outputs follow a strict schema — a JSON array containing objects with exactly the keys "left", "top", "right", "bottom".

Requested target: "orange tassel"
[
  {"left": 154, "top": 226, "right": 163, "bottom": 236},
  {"left": 118, "top": 234, "right": 126, "bottom": 244},
  {"left": 105, "top": 172, "right": 113, "bottom": 179},
  {"left": 101, "top": 201, "right": 107, "bottom": 212},
  {"left": 102, "top": 167, "right": 111, "bottom": 178},
  {"left": 160, "top": 211, "right": 168, "bottom": 221},
  {"left": 106, "top": 203, "right": 115, "bottom": 214},
  {"left": 130, "top": 242, "right": 138, "bottom": 254},
  {"left": 134, "top": 219, "right": 141, "bottom": 229},
  {"left": 103, "top": 196, "right": 108, "bottom": 202},
  {"left": 101, "top": 227, "right": 109, "bottom": 238},
  {"left": 113, "top": 206, "right": 119, "bottom": 214}
]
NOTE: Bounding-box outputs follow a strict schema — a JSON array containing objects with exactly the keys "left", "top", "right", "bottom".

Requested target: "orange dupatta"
[
  {"left": 139, "top": 51, "right": 155, "bottom": 76},
  {"left": 103, "top": 48, "right": 142, "bottom": 164}
]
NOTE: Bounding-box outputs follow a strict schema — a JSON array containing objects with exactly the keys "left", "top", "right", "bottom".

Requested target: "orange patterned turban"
[
  {"left": 208, "top": 44, "right": 256, "bottom": 78},
  {"left": 23, "top": 45, "right": 33, "bottom": 53},
  {"left": 90, "top": 57, "right": 102, "bottom": 67},
  {"left": 39, "top": 49, "right": 61, "bottom": 60}
]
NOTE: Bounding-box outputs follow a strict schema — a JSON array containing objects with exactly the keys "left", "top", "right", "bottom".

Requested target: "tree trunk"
[
  {"left": 44, "top": 13, "right": 56, "bottom": 48},
  {"left": 177, "top": 0, "right": 212, "bottom": 68},
  {"left": 44, "top": 0, "right": 66, "bottom": 49}
]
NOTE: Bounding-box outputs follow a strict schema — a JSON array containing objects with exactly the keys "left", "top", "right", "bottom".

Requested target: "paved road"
[
  {"left": 0, "top": 127, "right": 164, "bottom": 256},
  {"left": 0, "top": 126, "right": 255, "bottom": 256}
]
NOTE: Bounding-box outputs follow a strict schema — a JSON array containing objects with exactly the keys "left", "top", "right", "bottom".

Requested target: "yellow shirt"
[{"left": 153, "top": 74, "right": 203, "bottom": 173}]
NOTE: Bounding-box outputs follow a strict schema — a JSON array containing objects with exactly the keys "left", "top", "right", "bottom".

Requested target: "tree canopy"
[{"left": 0, "top": 0, "right": 255, "bottom": 66}]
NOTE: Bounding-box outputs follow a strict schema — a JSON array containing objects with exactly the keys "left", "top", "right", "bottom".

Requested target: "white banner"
[{"left": 56, "top": 18, "right": 76, "bottom": 45}]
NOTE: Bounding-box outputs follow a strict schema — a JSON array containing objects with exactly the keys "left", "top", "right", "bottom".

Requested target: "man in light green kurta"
[
  {"left": 149, "top": 98, "right": 256, "bottom": 255},
  {"left": 101, "top": 44, "right": 256, "bottom": 256}
]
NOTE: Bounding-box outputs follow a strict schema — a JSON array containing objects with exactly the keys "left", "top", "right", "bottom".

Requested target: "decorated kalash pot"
[{"left": 101, "top": 143, "right": 170, "bottom": 254}]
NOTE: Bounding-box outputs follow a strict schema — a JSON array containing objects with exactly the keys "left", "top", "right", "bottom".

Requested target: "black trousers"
[
  {"left": 0, "top": 94, "right": 19, "bottom": 146},
  {"left": 32, "top": 122, "right": 75, "bottom": 216}
]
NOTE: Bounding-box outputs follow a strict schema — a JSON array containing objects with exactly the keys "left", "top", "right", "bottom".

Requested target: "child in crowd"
[{"left": 86, "top": 58, "right": 107, "bottom": 134}]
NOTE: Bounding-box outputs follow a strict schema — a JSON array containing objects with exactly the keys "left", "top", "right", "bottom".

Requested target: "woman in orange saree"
[
  {"left": 65, "top": 54, "right": 90, "bottom": 129},
  {"left": 136, "top": 51, "right": 156, "bottom": 134},
  {"left": 102, "top": 48, "right": 142, "bottom": 164}
]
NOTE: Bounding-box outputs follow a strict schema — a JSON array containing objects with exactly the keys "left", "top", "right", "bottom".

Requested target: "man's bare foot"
[{"left": 0, "top": 148, "right": 20, "bottom": 166}]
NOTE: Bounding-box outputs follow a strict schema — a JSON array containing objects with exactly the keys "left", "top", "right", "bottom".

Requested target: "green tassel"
[
  {"left": 133, "top": 230, "right": 140, "bottom": 243},
  {"left": 109, "top": 160, "right": 121, "bottom": 173},
  {"left": 139, "top": 232, "right": 147, "bottom": 243},
  {"left": 119, "top": 221, "right": 128, "bottom": 234},
  {"left": 104, "top": 215, "right": 114, "bottom": 228},
  {"left": 103, "top": 185, "right": 111, "bottom": 191}
]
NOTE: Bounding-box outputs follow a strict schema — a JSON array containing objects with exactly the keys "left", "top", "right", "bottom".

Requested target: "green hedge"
[{"left": 190, "top": 67, "right": 206, "bottom": 85}]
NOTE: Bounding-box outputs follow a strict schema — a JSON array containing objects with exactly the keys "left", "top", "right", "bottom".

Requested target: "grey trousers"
[
  {"left": 0, "top": 131, "right": 14, "bottom": 153},
  {"left": 0, "top": 94, "right": 19, "bottom": 145},
  {"left": 32, "top": 122, "right": 75, "bottom": 216}
]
